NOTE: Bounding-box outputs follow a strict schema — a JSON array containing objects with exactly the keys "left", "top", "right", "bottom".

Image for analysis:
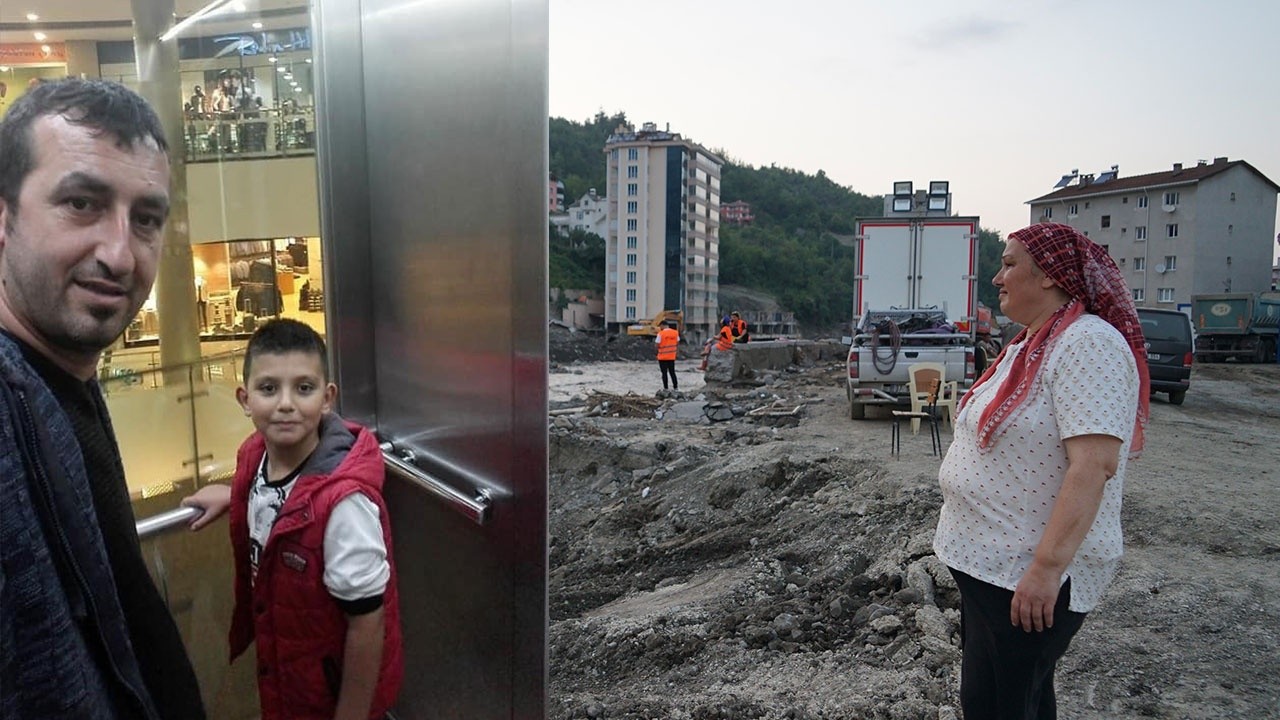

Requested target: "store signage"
[
  {"left": 99, "top": 28, "right": 313, "bottom": 65},
  {"left": 0, "top": 43, "right": 67, "bottom": 65}
]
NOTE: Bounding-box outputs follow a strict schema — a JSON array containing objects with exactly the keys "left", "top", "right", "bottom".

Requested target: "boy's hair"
[{"left": 242, "top": 319, "right": 329, "bottom": 381}]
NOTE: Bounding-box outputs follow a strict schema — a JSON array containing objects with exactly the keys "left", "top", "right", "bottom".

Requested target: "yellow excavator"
[{"left": 626, "top": 310, "right": 684, "bottom": 336}]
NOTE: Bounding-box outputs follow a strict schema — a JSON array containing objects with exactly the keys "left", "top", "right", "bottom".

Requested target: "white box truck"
[{"left": 845, "top": 216, "right": 980, "bottom": 419}]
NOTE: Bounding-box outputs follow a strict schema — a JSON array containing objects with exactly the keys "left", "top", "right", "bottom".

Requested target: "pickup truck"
[
  {"left": 844, "top": 213, "right": 980, "bottom": 419},
  {"left": 846, "top": 309, "right": 975, "bottom": 419}
]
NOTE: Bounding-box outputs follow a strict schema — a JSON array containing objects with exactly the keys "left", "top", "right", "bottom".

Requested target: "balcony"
[{"left": 182, "top": 107, "right": 316, "bottom": 163}]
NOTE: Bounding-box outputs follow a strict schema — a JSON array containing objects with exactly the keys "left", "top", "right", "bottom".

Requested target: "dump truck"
[
  {"left": 846, "top": 215, "right": 980, "bottom": 419},
  {"left": 626, "top": 309, "right": 684, "bottom": 337},
  {"left": 1191, "top": 292, "right": 1280, "bottom": 363}
]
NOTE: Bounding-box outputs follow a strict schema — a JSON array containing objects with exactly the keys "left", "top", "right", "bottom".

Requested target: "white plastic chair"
[{"left": 907, "top": 363, "right": 957, "bottom": 434}]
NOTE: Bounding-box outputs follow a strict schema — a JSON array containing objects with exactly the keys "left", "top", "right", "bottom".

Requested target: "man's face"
[{"left": 0, "top": 114, "right": 170, "bottom": 358}]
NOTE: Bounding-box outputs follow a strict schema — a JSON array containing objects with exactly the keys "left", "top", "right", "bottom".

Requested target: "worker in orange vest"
[
  {"left": 655, "top": 320, "right": 680, "bottom": 390},
  {"left": 730, "top": 311, "right": 750, "bottom": 343},
  {"left": 715, "top": 318, "right": 735, "bottom": 352}
]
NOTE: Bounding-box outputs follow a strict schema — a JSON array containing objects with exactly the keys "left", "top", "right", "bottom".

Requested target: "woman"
[{"left": 934, "top": 223, "right": 1148, "bottom": 719}]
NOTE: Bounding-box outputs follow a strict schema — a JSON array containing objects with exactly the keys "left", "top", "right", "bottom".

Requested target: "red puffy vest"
[{"left": 228, "top": 422, "right": 403, "bottom": 720}]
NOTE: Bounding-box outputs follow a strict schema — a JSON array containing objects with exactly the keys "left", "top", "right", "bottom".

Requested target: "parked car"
[{"left": 1136, "top": 308, "right": 1194, "bottom": 405}]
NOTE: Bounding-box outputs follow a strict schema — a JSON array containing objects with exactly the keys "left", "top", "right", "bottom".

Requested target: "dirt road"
[{"left": 547, "top": 360, "right": 1280, "bottom": 719}]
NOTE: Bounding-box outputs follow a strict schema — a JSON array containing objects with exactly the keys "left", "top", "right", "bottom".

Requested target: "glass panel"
[{"left": 138, "top": 512, "right": 258, "bottom": 719}]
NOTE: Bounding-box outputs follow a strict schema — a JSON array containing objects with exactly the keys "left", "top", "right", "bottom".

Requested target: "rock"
[
  {"left": 853, "top": 602, "right": 896, "bottom": 626},
  {"left": 585, "top": 702, "right": 605, "bottom": 718},
  {"left": 906, "top": 560, "right": 937, "bottom": 605},
  {"left": 827, "top": 597, "right": 846, "bottom": 618},
  {"left": 938, "top": 706, "right": 960, "bottom": 720},
  {"left": 553, "top": 417, "right": 574, "bottom": 430},
  {"left": 870, "top": 614, "right": 903, "bottom": 635},
  {"left": 668, "top": 401, "right": 709, "bottom": 421},
  {"left": 771, "top": 613, "right": 799, "bottom": 635},
  {"left": 705, "top": 403, "right": 735, "bottom": 422},
  {"left": 914, "top": 605, "right": 952, "bottom": 640}
]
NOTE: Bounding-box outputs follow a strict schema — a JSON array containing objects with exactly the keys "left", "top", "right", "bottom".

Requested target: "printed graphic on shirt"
[{"left": 248, "top": 454, "right": 300, "bottom": 583}]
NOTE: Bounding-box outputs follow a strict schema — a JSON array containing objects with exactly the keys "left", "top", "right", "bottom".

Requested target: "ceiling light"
[
  {"left": 252, "top": 22, "right": 263, "bottom": 29},
  {"left": 284, "top": 73, "right": 293, "bottom": 80},
  {"left": 26, "top": 13, "right": 39, "bottom": 21},
  {"left": 277, "top": 66, "right": 286, "bottom": 73},
  {"left": 0, "top": 66, "right": 9, "bottom": 72},
  {"left": 33, "top": 32, "right": 47, "bottom": 41},
  {"left": 40, "top": 45, "right": 50, "bottom": 53},
  {"left": 294, "top": 87, "right": 303, "bottom": 93},
  {"left": 268, "top": 56, "right": 277, "bottom": 63},
  {"left": 160, "top": 0, "right": 240, "bottom": 42},
  {"left": 305, "top": 58, "right": 312, "bottom": 63}
]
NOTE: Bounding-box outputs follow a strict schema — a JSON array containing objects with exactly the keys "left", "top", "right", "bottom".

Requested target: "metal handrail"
[
  {"left": 380, "top": 442, "right": 492, "bottom": 526},
  {"left": 136, "top": 506, "right": 204, "bottom": 541}
]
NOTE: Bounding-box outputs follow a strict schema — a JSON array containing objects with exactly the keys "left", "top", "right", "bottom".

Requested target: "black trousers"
[
  {"left": 658, "top": 359, "right": 677, "bottom": 389},
  {"left": 950, "top": 569, "right": 1087, "bottom": 720}
]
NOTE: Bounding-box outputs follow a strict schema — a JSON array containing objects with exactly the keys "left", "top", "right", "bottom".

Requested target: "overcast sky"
[{"left": 550, "top": 0, "right": 1280, "bottom": 258}]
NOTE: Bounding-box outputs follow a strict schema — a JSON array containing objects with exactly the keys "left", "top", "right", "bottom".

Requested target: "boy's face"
[{"left": 236, "top": 351, "right": 336, "bottom": 452}]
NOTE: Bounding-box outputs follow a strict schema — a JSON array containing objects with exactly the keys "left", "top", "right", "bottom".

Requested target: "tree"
[{"left": 976, "top": 228, "right": 1004, "bottom": 311}]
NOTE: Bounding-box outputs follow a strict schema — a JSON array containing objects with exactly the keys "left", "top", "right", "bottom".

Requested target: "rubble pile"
[{"left": 547, "top": 360, "right": 1280, "bottom": 719}]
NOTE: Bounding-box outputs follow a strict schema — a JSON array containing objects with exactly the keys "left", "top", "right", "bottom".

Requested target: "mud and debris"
[{"left": 547, "top": 355, "right": 1280, "bottom": 719}]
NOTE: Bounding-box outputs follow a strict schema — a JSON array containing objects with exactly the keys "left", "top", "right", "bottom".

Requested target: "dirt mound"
[{"left": 546, "top": 360, "right": 1280, "bottom": 719}]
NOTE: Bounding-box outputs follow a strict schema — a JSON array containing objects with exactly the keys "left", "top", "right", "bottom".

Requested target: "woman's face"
[{"left": 993, "top": 239, "right": 1054, "bottom": 326}]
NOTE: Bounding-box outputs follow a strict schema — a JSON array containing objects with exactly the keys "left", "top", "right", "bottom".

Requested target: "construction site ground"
[{"left": 546, "top": 342, "right": 1280, "bottom": 720}]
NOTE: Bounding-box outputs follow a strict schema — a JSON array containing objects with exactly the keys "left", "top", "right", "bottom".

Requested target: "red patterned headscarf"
[{"left": 962, "top": 223, "right": 1149, "bottom": 457}]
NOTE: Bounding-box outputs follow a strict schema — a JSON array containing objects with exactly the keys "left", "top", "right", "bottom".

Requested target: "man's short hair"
[
  {"left": 0, "top": 78, "right": 169, "bottom": 213},
  {"left": 243, "top": 319, "right": 330, "bottom": 381}
]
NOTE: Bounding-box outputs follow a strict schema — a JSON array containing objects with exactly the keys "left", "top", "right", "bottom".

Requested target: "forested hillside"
[{"left": 549, "top": 112, "right": 1003, "bottom": 330}]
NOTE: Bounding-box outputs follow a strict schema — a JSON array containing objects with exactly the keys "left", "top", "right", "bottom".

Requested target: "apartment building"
[
  {"left": 604, "top": 122, "right": 723, "bottom": 343},
  {"left": 554, "top": 188, "right": 608, "bottom": 238},
  {"left": 721, "top": 199, "right": 755, "bottom": 226},
  {"left": 1028, "top": 158, "right": 1279, "bottom": 309}
]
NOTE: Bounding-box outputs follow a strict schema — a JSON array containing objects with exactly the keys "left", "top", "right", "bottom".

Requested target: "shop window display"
[{"left": 125, "top": 237, "right": 325, "bottom": 347}]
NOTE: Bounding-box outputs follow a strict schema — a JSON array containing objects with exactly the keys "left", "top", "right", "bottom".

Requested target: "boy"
[{"left": 183, "top": 319, "right": 403, "bottom": 720}]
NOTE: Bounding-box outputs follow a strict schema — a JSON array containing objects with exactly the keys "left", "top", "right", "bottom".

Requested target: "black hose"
[{"left": 870, "top": 318, "right": 902, "bottom": 375}]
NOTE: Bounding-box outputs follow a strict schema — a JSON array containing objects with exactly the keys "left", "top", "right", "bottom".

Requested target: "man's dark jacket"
[{"left": 0, "top": 332, "right": 203, "bottom": 719}]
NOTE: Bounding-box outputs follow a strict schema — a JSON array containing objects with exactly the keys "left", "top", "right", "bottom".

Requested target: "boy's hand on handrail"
[{"left": 180, "top": 484, "right": 232, "bottom": 531}]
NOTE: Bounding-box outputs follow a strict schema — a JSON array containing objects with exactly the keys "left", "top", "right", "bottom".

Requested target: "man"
[
  {"left": 730, "top": 310, "right": 749, "bottom": 343},
  {"left": 0, "top": 79, "right": 206, "bottom": 719},
  {"left": 655, "top": 319, "right": 679, "bottom": 391}
]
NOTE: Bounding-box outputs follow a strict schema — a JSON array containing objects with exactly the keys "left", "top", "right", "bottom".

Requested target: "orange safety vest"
[
  {"left": 656, "top": 327, "right": 679, "bottom": 360},
  {"left": 715, "top": 325, "right": 735, "bottom": 351},
  {"left": 731, "top": 318, "right": 747, "bottom": 337}
]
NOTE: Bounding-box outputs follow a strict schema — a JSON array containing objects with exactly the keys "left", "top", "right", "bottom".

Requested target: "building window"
[
  {"left": 1138, "top": 196, "right": 1149, "bottom": 208},
  {"left": 625, "top": 271, "right": 636, "bottom": 284},
  {"left": 626, "top": 236, "right": 637, "bottom": 249},
  {"left": 626, "top": 289, "right": 636, "bottom": 302},
  {"left": 1136, "top": 226, "right": 1147, "bottom": 240},
  {"left": 627, "top": 148, "right": 638, "bottom": 161},
  {"left": 1133, "top": 288, "right": 1145, "bottom": 302},
  {"left": 627, "top": 165, "right": 638, "bottom": 179},
  {"left": 1163, "top": 191, "right": 1180, "bottom": 206},
  {"left": 1042, "top": 206, "right": 1053, "bottom": 219},
  {"left": 627, "top": 183, "right": 638, "bottom": 196},
  {"left": 611, "top": 149, "right": 618, "bottom": 160},
  {"left": 627, "top": 201, "right": 637, "bottom": 214},
  {"left": 1101, "top": 245, "right": 1110, "bottom": 254},
  {"left": 1122, "top": 197, "right": 1129, "bottom": 204},
  {"left": 626, "top": 253, "right": 637, "bottom": 267},
  {"left": 1167, "top": 223, "right": 1179, "bottom": 238},
  {"left": 1157, "top": 288, "right": 1175, "bottom": 303},
  {"left": 1101, "top": 215, "right": 1111, "bottom": 228},
  {"left": 1134, "top": 257, "right": 1146, "bottom": 271},
  {"left": 1068, "top": 203, "right": 1078, "bottom": 215},
  {"left": 626, "top": 306, "right": 636, "bottom": 319},
  {"left": 1163, "top": 255, "right": 1177, "bottom": 270},
  {"left": 626, "top": 219, "right": 637, "bottom": 231}
]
